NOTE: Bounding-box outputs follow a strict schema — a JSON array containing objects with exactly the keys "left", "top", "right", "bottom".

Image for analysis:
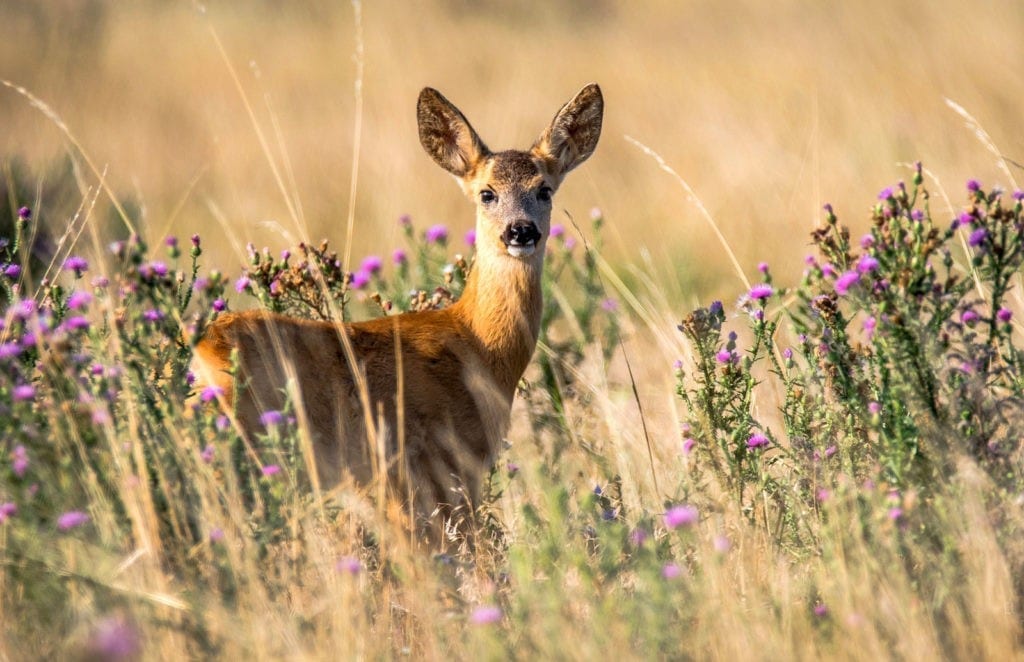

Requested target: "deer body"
[{"left": 192, "top": 84, "right": 603, "bottom": 537}]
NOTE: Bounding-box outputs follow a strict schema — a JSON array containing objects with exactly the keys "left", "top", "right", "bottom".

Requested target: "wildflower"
[
  {"left": 859, "top": 234, "right": 874, "bottom": 249},
  {"left": 816, "top": 488, "right": 830, "bottom": 502},
  {"left": 590, "top": 207, "right": 603, "bottom": 220},
  {"left": 191, "top": 234, "right": 201, "bottom": 248},
  {"left": 961, "top": 309, "right": 979, "bottom": 325},
  {"left": 715, "top": 349, "right": 734, "bottom": 364},
  {"left": 12, "top": 384, "right": 35, "bottom": 402},
  {"left": 888, "top": 507, "right": 903, "bottom": 521},
  {"left": 360, "top": 255, "right": 383, "bottom": 274},
  {"left": 3, "top": 264, "right": 20, "bottom": 279},
  {"left": 747, "top": 434, "right": 770, "bottom": 449},
  {"left": 67, "top": 290, "right": 92, "bottom": 310},
  {"left": 749, "top": 283, "right": 773, "bottom": 300},
  {"left": 200, "top": 385, "right": 224, "bottom": 402},
  {"left": 398, "top": 213, "right": 412, "bottom": 227},
  {"left": 662, "top": 563, "right": 682, "bottom": 580},
  {"left": 0, "top": 502, "right": 16, "bottom": 524},
  {"left": 215, "top": 415, "right": 230, "bottom": 430},
  {"left": 968, "top": 228, "right": 987, "bottom": 247},
  {"left": 863, "top": 316, "right": 877, "bottom": 339},
  {"left": 966, "top": 179, "right": 981, "bottom": 193},
  {"left": 92, "top": 275, "right": 109, "bottom": 288},
  {"left": 550, "top": 224, "right": 565, "bottom": 239},
  {"left": 601, "top": 298, "right": 618, "bottom": 312},
  {"left": 878, "top": 187, "right": 894, "bottom": 200},
  {"left": 911, "top": 209, "right": 924, "bottom": 221},
  {"left": 425, "top": 224, "right": 448, "bottom": 244},
  {"left": 713, "top": 534, "right": 731, "bottom": 554},
  {"left": 57, "top": 510, "right": 90, "bottom": 531},
  {"left": 997, "top": 307, "right": 1013, "bottom": 323},
  {"left": 200, "top": 444, "right": 215, "bottom": 464},
  {"left": 782, "top": 348, "right": 793, "bottom": 360},
  {"left": 673, "top": 359, "right": 683, "bottom": 371},
  {"left": 664, "top": 504, "right": 698, "bottom": 529},
  {"left": 350, "top": 269, "right": 371, "bottom": 289},
  {"left": 269, "top": 279, "right": 282, "bottom": 297},
  {"left": 234, "top": 276, "right": 251, "bottom": 293},
  {"left": 336, "top": 556, "right": 362, "bottom": 575},
  {"left": 209, "top": 528, "right": 224, "bottom": 543},
  {"left": 392, "top": 248, "right": 407, "bottom": 265},
  {"left": 17, "top": 206, "right": 31, "bottom": 220},
  {"left": 12, "top": 445, "right": 28, "bottom": 477},
  {"left": 834, "top": 271, "right": 859, "bottom": 296},
  {"left": 506, "top": 461, "right": 520, "bottom": 476},
  {"left": 709, "top": 300, "right": 724, "bottom": 315},
  {"left": 212, "top": 298, "right": 226, "bottom": 312},
  {"left": 1013, "top": 190, "right": 1024, "bottom": 202},
  {"left": 63, "top": 256, "right": 88, "bottom": 276},
  {"left": 856, "top": 255, "right": 879, "bottom": 273},
  {"left": 825, "top": 445, "right": 838, "bottom": 458},
  {"left": 682, "top": 437, "right": 696, "bottom": 454},
  {"left": 64, "top": 316, "right": 90, "bottom": 332},
  {"left": 757, "top": 262, "right": 769, "bottom": 274},
  {"left": 470, "top": 605, "right": 502, "bottom": 625},
  {"left": 814, "top": 603, "right": 829, "bottom": 618},
  {"left": 564, "top": 237, "right": 576, "bottom": 250},
  {"left": 142, "top": 309, "right": 164, "bottom": 323},
  {"left": 262, "top": 464, "right": 281, "bottom": 477},
  {"left": 464, "top": 229, "right": 477, "bottom": 247},
  {"left": 260, "top": 410, "right": 284, "bottom": 427},
  {"left": 629, "top": 528, "right": 649, "bottom": 546}
]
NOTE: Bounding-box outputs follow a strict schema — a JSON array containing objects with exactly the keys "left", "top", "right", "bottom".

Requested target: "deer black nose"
[{"left": 502, "top": 221, "right": 541, "bottom": 247}]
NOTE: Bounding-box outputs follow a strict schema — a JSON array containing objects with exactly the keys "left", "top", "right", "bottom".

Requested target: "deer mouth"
[{"left": 502, "top": 222, "right": 541, "bottom": 257}]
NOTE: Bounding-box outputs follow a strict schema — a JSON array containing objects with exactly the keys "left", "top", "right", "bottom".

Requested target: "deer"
[{"left": 191, "top": 83, "right": 603, "bottom": 543}]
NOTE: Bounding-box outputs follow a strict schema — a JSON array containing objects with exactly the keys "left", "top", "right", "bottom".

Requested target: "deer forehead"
[{"left": 476, "top": 151, "right": 551, "bottom": 193}]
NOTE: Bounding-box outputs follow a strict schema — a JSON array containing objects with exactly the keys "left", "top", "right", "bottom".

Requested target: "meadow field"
[{"left": 2, "top": 1, "right": 1024, "bottom": 659}]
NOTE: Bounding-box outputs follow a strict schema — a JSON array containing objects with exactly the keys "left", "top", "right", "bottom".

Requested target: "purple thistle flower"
[
  {"left": 392, "top": 248, "right": 407, "bottom": 265},
  {"left": 856, "top": 255, "right": 879, "bottom": 274},
  {"left": 629, "top": 528, "right": 649, "bottom": 546},
  {"left": 968, "top": 228, "right": 987, "bottom": 247},
  {"left": 757, "top": 262, "right": 769, "bottom": 274},
  {"left": 748, "top": 283, "right": 773, "bottom": 300},
  {"left": 57, "top": 510, "right": 90, "bottom": 531},
  {"left": 470, "top": 605, "right": 502, "bottom": 625},
  {"left": 191, "top": 234, "right": 201, "bottom": 248},
  {"left": 747, "top": 434, "right": 770, "bottom": 449},
  {"left": 17, "top": 206, "right": 31, "bottom": 220},
  {"left": 64, "top": 316, "right": 91, "bottom": 332},
  {"left": 63, "top": 256, "right": 88, "bottom": 275},
  {"left": 878, "top": 187, "right": 894, "bottom": 200},
  {"left": 888, "top": 507, "right": 903, "bottom": 521},
  {"left": 200, "top": 385, "right": 224, "bottom": 402},
  {"left": 662, "top": 563, "right": 682, "bottom": 580},
  {"left": 550, "top": 224, "right": 565, "bottom": 239},
  {"left": 834, "top": 271, "right": 860, "bottom": 296},
  {"left": 960, "top": 309, "right": 979, "bottom": 325},
  {"left": 398, "top": 214, "right": 412, "bottom": 227},
  {"left": 564, "top": 237, "right": 576, "bottom": 250},
  {"left": 360, "top": 255, "right": 383, "bottom": 274},
  {"left": 816, "top": 488, "right": 830, "bottom": 502},
  {"left": 825, "top": 444, "right": 838, "bottom": 458},
  {"left": 1013, "top": 190, "right": 1024, "bottom": 202},
  {"left": 87, "top": 615, "right": 141, "bottom": 661},
  {"left": 0, "top": 502, "right": 16, "bottom": 524},
  {"left": 209, "top": 527, "right": 224, "bottom": 543},
  {"left": 142, "top": 309, "right": 164, "bottom": 323},
  {"left": 713, "top": 534, "right": 731, "bottom": 553},
  {"left": 234, "top": 276, "right": 251, "bottom": 293},
  {"left": 709, "top": 300, "right": 724, "bottom": 315},
  {"left": 601, "top": 298, "right": 618, "bottom": 312},
  {"left": 164, "top": 236, "right": 178, "bottom": 248},
  {"left": 682, "top": 437, "right": 696, "bottom": 454},
  {"left": 67, "top": 290, "right": 92, "bottom": 310},
  {"left": 259, "top": 410, "right": 284, "bottom": 427},
  {"left": 212, "top": 298, "right": 226, "bottom": 312},
  {"left": 464, "top": 229, "right": 477, "bottom": 247},
  {"left": 966, "top": 179, "right": 981, "bottom": 192},
  {"left": 590, "top": 207, "right": 603, "bottom": 220},
  {"left": 0, "top": 342, "right": 21, "bottom": 360},
  {"left": 425, "top": 224, "right": 448, "bottom": 244},
  {"left": 814, "top": 603, "right": 829, "bottom": 618},
  {"left": 12, "top": 445, "right": 28, "bottom": 477},
  {"left": 201, "top": 444, "right": 215, "bottom": 464},
  {"left": 664, "top": 504, "right": 698, "bottom": 529},
  {"left": 715, "top": 349, "right": 734, "bottom": 364},
  {"left": 335, "top": 556, "right": 362, "bottom": 575},
  {"left": 911, "top": 209, "right": 924, "bottom": 221},
  {"left": 261, "top": 464, "right": 281, "bottom": 477},
  {"left": 350, "top": 269, "right": 371, "bottom": 289},
  {"left": 269, "top": 280, "right": 282, "bottom": 297},
  {"left": 3, "top": 264, "right": 20, "bottom": 279},
  {"left": 997, "top": 307, "right": 1013, "bottom": 323},
  {"left": 12, "top": 384, "right": 35, "bottom": 402}
]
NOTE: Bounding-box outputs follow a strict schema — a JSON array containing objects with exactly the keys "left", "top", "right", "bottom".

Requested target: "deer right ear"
[{"left": 417, "top": 88, "right": 490, "bottom": 178}]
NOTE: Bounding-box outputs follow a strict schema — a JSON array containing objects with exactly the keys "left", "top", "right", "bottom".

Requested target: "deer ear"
[
  {"left": 418, "top": 88, "right": 490, "bottom": 178},
  {"left": 532, "top": 83, "right": 603, "bottom": 179}
]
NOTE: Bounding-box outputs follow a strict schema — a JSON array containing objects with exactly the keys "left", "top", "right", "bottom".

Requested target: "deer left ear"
[{"left": 532, "top": 83, "right": 603, "bottom": 179}]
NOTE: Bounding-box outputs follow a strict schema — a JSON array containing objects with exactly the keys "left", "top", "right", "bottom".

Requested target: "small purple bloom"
[
  {"left": 398, "top": 214, "right": 412, "bottom": 227},
  {"left": 142, "top": 309, "right": 164, "bottom": 323},
  {"left": 470, "top": 605, "right": 502, "bottom": 625},
  {"left": 336, "top": 556, "right": 362, "bottom": 575},
  {"left": 201, "top": 444, "right": 215, "bottom": 463},
  {"left": 464, "top": 229, "right": 477, "bottom": 247},
  {"left": 64, "top": 316, "right": 90, "bottom": 332},
  {"left": 12, "top": 384, "right": 35, "bottom": 402},
  {"left": 966, "top": 179, "right": 981, "bottom": 193},
  {"left": 997, "top": 307, "right": 1013, "bottom": 323},
  {"left": 87, "top": 615, "right": 140, "bottom": 661},
  {"left": 630, "top": 528, "right": 649, "bottom": 546},
  {"left": 57, "top": 510, "right": 90, "bottom": 531},
  {"left": 814, "top": 603, "right": 829, "bottom": 617},
  {"left": 12, "top": 445, "right": 28, "bottom": 477},
  {"left": 506, "top": 461, "right": 520, "bottom": 475},
  {"left": 709, "top": 300, "right": 724, "bottom": 315},
  {"left": 888, "top": 507, "right": 903, "bottom": 521},
  {"left": 868, "top": 401, "right": 881, "bottom": 414},
  {"left": 209, "top": 527, "right": 224, "bottom": 543},
  {"left": 911, "top": 209, "right": 924, "bottom": 221},
  {"left": 350, "top": 269, "right": 371, "bottom": 289},
  {"left": 878, "top": 187, "right": 894, "bottom": 200},
  {"left": 0, "top": 502, "right": 16, "bottom": 524},
  {"left": 856, "top": 255, "right": 879, "bottom": 274},
  {"left": 3, "top": 264, "right": 20, "bottom": 279},
  {"left": 662, "top": 563, "right": 682, "bottom": 580},
  {"left": 191, "top": 234, "right": 201, "bottom": 248},
  {"left": 757, "top": 262, "right": 769, "bottom": 274},
  {"left": 590, "top": 207, "right": 603, "bottom": 220},
  {"left": 715, "top": 349, "right": 734, "bottom": 364},
  {"left": 664, "top": 504, "right": 698, "bottom": 529},
  {"left": 601, "top": 298, "right": 618, "bottom": 312},
  {"left": 682, "top": 437, "right": 696, "bottom": 454},
  {"left": 165, "top": 236, "right": 178, "bottom": 248},
  {"left": 825, "top": 444, "right": 838, "bottom": 458},
  {"left": 212, "top": 298, "right": 226, "bottom": 312},
  {"left": 17, "top": 206, "right": 31, "bottom": 220},
  {"left": 1013, "top": 190, "right": 1024, "bottom": 202},
  {"left": 749, "top": 283, "right": 773, "bottom": 300},
  {"left": 0, "top": 342, "right": 21, "bottom": 360},
  {"left": 269, "top": 279, "right": 282, "bottom": 297},
  {"left": 234, "top": 276, "right": 251, "bottom": 293},
  {"left": 961, "top": 310, "right": 979, "bottom": 325},
  {"left": 834, "top": 271, "right": 860, "bottom": 296},
  {"left": 63, "top": 256, "right": 88, "bottom": 275},
  {"left": 550, "top": 224, "right": 565, "bottom": 239},
  {"left": 816, "top": 488, "right": 830, "bottom": 502},
  {"left": 260, "top": 410, "right": 284, "bottom": 427},
  {"left": 968, "top": 228, "right": 987, "bottom": 247},
  {"left": 200, "top": 385, "right": 224, "bottom": 402},
  {"left": 261, "top": 464, "right": 281, "bottom": 477},
  {"left": 425, "top": 224, "right": 448, "bottom": 244},
  {"left": 67, "top": 290, "right": 92, "bottom": 310},
  {"left": 392, "top": 249, "right": 407, "bottom": 265},
  {"left": 747, "top": 434, "right": 770, "bottom": 450},
  {"left": 713, "top": 534, "right": 731, "bottom": 553},
  {"left": 360, "top": 255, "right": 383, "bottom": 274},
  {"left": 859, "top": 234, "right": 874, "bottom": 249}
]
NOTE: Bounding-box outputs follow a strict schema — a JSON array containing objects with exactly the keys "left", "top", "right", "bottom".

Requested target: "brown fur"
[{"left": 192, "top": 84, "right": 603, "bottom": 543}]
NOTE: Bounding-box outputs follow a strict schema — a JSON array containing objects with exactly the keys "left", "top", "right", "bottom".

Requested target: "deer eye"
[
  {"left": 480, "top": 190, "right": 496, "bottom": 204},
  {"left": 537, "top": 187, "right": 553, "bottom": 203}
]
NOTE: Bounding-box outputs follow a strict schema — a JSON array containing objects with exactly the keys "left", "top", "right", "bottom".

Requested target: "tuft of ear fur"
[
  {"left": 417, "top": 88, "right": 490, "bottom": 178},
  {"left": 532, "top": 83, "right": 603, "bottom": 179}
]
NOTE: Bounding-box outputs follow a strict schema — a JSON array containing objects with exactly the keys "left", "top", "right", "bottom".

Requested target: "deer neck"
[{"left": 454, "top": 248, "right": 544, "bottom": 395}]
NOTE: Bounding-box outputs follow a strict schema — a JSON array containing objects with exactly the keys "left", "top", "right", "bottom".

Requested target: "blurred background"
[{"left": 2, "top": 0, "right": 1023, "bottom": 305}]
